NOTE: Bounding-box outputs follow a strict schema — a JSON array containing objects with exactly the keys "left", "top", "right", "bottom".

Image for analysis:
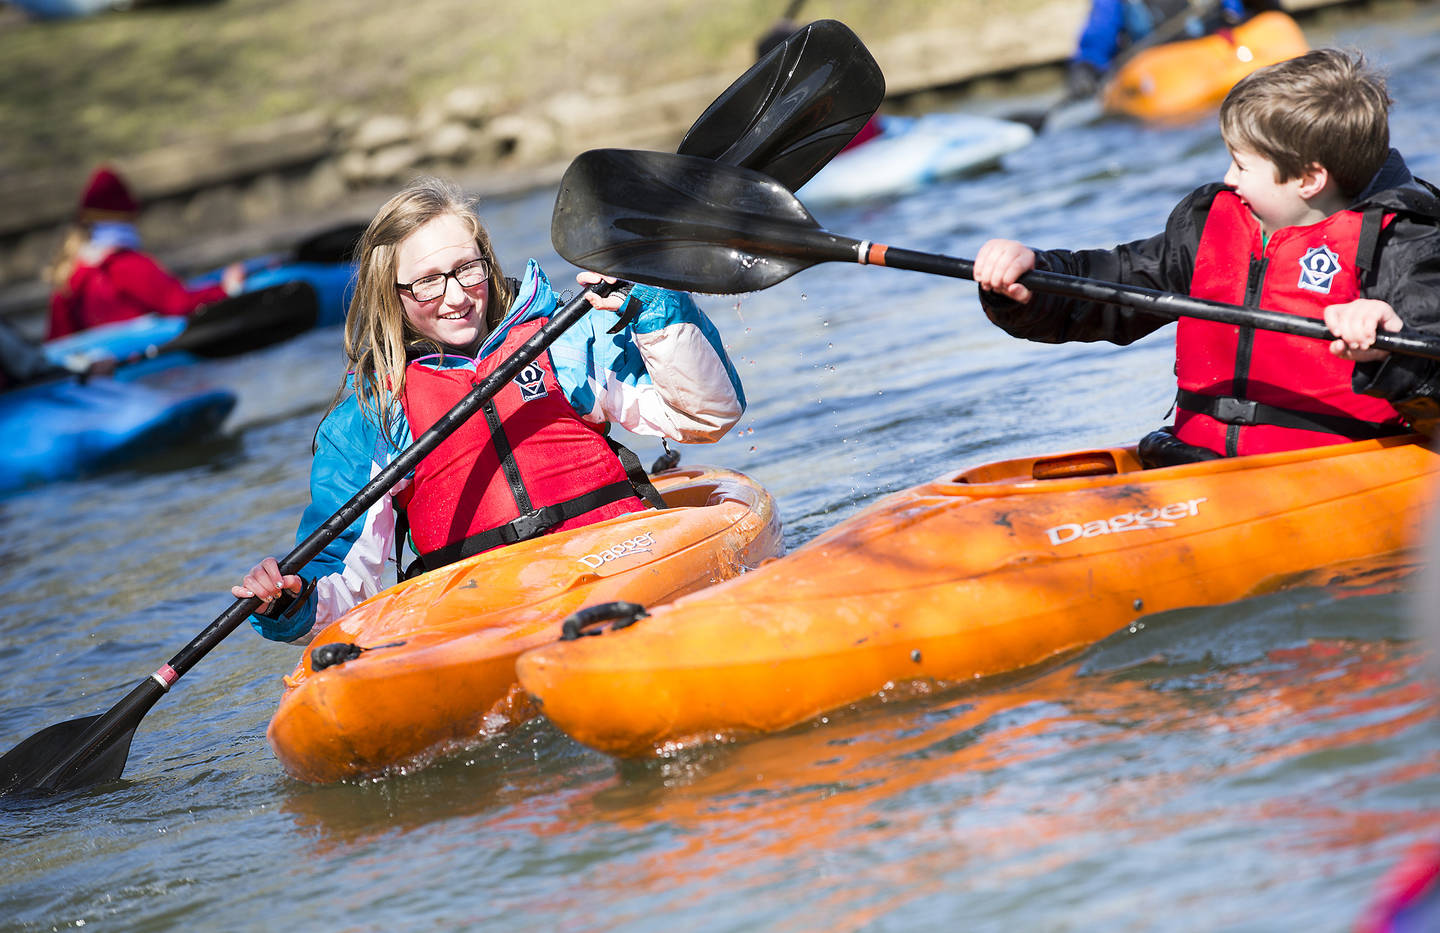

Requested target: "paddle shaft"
[
  {"left": 24, "top": 286, "right": 610, "bottom": 793},
  {"left": 853, "top": 241, "right": 1440, "bottom": 362},
  {"left": 741, "top": 219, "right": 1440, "bottom": 361}
]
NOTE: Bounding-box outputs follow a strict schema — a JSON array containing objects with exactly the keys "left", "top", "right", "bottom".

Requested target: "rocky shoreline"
[{"left": 0, "top": 0, "right": 1375, "bottom": 332}]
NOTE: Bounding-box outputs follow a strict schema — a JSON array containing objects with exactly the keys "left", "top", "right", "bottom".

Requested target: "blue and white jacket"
[{"left": 254, "top": 261, "right": 745, "bottom": 643}]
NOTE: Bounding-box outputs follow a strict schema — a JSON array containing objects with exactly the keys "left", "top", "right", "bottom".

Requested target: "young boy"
[{"left": 975, "top": 48, "right": 1440, "bottom": 463}]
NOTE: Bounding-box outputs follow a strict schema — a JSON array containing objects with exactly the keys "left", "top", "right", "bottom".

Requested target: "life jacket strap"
[
  {"left": 405, "top": 479, "right": 638, "bottom": 578},
  {"left": 605, "top": 435, "right": 668, "bottom": 510},
  {"left": 1176, "top": 389, "right": 1408, "bottom": 440}
]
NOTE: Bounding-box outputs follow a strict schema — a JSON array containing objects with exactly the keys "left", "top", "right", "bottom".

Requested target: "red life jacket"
[
  {"left": 395, "top": 317, "right": 645, "bottom": 572},
  {"left": 1174, "top": 190, "right": 1407, "bottom": 457},
  {"left": 48, "top": 250, "right": 228, "bottom": 340}
]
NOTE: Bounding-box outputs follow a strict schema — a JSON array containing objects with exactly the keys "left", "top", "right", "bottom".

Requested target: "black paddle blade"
[
  {"left": 291, "top": 219, "right": 368, "bottom": 265},
  {"left": 553, "top": 149, "right": 832, "bottom": 294},
  {"left": 164, "top": 280, "right": 319, "bottom": 358},
  {"left": 679, "top": 19, "right": 885, "bottom": 191},
  {"left": 0, "top": 714, "right": 135, "bottom": 797}
]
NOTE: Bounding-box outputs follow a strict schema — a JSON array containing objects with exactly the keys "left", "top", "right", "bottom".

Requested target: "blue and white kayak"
[
  {"left": 7, "top": 0, "right": 121, "bottom": 18},
  {"left": 0, "top": 377, "right": 236, "bottom": 495},
  {"left": 797, "top": 112, "right": 1036, "bottom": 205},
  {"left": 43, "top": 314, "right": 188, "bottom": 373},
  {"left": 44, "top": 276, "right": 328, "bottom": 377}
]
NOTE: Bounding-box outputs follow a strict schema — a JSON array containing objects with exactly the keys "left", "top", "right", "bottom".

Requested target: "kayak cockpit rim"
[{"left": 930, "top": 434, "right": 1434, "bottom": 498}]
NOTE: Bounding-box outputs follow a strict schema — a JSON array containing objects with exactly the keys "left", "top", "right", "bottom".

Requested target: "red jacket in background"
[{"left": 48, "top": 249, "right": 228, "bottom": 340}]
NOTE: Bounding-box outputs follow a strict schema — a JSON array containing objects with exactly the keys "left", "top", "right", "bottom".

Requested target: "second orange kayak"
[
  {"left": 516, "top": 437, "right": 1438, "bottom": 757},
  {"left": 1103, "top": 11, "right": 1310, "bottom": 122}
]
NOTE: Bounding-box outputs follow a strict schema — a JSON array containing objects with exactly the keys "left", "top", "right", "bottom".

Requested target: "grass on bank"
[{"left": 0, "top": 0, "right": 1039, "bottom": 179}]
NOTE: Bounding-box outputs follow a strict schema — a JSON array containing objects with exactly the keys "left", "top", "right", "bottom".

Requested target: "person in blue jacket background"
[{"left": 1066, "top": 0, "right": 1275, "bottom": 98}]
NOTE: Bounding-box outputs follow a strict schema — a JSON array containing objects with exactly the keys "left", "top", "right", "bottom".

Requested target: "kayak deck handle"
[
  {"left": 310, "top": 640, "right": 406, "bottom": 672},
  {"left": 560, "top": 602, "right": 650, "bottom": 641}
]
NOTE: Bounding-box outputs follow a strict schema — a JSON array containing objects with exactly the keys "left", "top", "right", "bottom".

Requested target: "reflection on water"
[{"left": 3, "top": 6, "right": 1440, "bottom": 930}]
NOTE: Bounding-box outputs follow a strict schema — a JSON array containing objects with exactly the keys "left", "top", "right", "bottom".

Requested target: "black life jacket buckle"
[
  {"left": 1214, "top": 397, "right": 1258, "bottom": 425},
  {"left": 509, "top": 506, "right": 559, "bottom": 543}
]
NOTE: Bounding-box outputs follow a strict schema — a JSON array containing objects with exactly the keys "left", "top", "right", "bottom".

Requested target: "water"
[{"left": 4, "top": 8, "right": 1439, "bottom": 931}]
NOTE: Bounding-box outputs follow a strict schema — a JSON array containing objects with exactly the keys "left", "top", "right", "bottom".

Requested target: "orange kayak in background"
[
  {"left": 516, "top": 437, "right": 1439, "bottom": 758},
  {"left": 267, "top": 464, "right": 782, "bottom": 783},
  {"left": 1102, "top": 11, "right": 1310, "bottom": 122}
]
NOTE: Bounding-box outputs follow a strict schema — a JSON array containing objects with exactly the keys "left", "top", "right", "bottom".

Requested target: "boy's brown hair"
[{"left": 1219, "top": 48, "right": 1392, "bottom": 200}]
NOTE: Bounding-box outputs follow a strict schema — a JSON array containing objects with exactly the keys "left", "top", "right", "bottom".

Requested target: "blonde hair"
[
  {"left": 46, "top": 225, "right": 91, "bottom": 293},
  {"left": 1219, "top": 48, "right": 1391, "bottom": 200},
  {"left": 339, "top": 176, "right": 513, "bottom": 431}
]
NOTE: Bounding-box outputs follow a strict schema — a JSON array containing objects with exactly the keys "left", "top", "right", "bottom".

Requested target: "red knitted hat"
[{"left": 78, "top": 166, "right": 139, "bottom": 217}]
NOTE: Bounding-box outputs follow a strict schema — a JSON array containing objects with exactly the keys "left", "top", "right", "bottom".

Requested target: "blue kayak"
[
  {"left": 0, "top": 377, "right": 236, "bottom": 495},
  {"left": 7, "top": 0, "right": 118, "bottom": 18}
]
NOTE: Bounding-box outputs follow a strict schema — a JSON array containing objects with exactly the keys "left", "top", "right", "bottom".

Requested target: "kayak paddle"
[
  {"left": 159, "top": 281, "right": 320, "bottom": 358},
  {"left": 291, "top": 220, "right": 369, "bottom": 265},
  {"left": 551, "top": 148, "right": 1440, "bottom": 363},
  {"left": 0, "top": 18, "right": 883, "bottom": 798}
]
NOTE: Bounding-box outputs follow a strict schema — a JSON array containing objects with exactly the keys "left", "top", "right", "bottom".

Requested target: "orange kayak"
[
  {"left": 516, "top": 437, "right": 1439, "bottom": 758},
  {"left": 1102, "top": 11, "right": 1310, "bottom": 122},
  {"left": 267, "top": 464, "right": 782, "bottom": 782}
]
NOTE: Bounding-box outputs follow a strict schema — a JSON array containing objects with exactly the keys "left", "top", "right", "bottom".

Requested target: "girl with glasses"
[{"left": 233, "top": 176, "right": 746, "bottom": 644}]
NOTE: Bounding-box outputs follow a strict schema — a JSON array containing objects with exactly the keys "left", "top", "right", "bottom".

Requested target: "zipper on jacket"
[{"left": 1228, "top": 255, "right": 1268, "bottom": 457}]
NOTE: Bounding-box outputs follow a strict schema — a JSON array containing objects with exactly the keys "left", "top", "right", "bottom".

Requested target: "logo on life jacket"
[
  {"left": 515, "top": 362, "right": 548, "bottom": 401},
  {"left": 1296, "top": 245, "right": 1342, "bottom": 294}
]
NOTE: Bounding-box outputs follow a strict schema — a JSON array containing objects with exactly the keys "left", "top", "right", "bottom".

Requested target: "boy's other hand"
[
  {"left": 975, "top": 239, "right": 1037, "bottom": 304},
  {"left": 1324, "top": 298, "right": 1402, "bottom": 362}
]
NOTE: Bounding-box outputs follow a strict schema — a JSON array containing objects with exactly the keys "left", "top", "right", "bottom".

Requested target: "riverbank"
[{"left": 0, "top": 0, "right": 1401, "bottom": 330}]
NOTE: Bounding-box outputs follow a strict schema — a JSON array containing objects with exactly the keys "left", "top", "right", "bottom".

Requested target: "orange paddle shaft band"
[{"left": 857, "top": 241, "right": 888, "bottom": 266}]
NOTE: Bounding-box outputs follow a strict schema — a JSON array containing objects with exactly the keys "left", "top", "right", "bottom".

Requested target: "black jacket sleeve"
[
  {"left": 978, "top": 183, "right": 1225, "bottom": 346},
  {"left": 0, "top": 319, "right": 66, "bottom": 387},
  {"left": 1350, "top": 211, "right": 1440, "bottom": 419}
]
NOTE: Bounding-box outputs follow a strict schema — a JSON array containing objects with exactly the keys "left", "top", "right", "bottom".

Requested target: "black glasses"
[{"left": 396, "top": 258, "right": 490, "bottom": 302}]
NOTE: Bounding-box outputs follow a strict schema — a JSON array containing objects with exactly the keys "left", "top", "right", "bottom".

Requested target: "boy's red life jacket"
[
  {"left": 1174, "top": 190, "right": 1408, "bottom": 457},
  {"left": 395, "top": 317, "right": 645, "bottom": 572}
]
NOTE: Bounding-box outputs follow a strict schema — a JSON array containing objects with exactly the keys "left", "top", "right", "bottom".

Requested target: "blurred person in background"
[
  {"left": 0, "top": 317, "right": 69, "bottom": 389},
  {"left": 0, "top": 316, "right": 111, "bottom": 390},
  {"left": 46, "top": 165, "right": 246, "bottom": 340}
]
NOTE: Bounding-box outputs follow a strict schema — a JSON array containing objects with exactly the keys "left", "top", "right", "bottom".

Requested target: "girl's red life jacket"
[
  {"left": 1174, "top": 190, "right": 1407, "bottom": 457},
  {"left": 395, "top": 317, "right": 644, "bottom": 568}
]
